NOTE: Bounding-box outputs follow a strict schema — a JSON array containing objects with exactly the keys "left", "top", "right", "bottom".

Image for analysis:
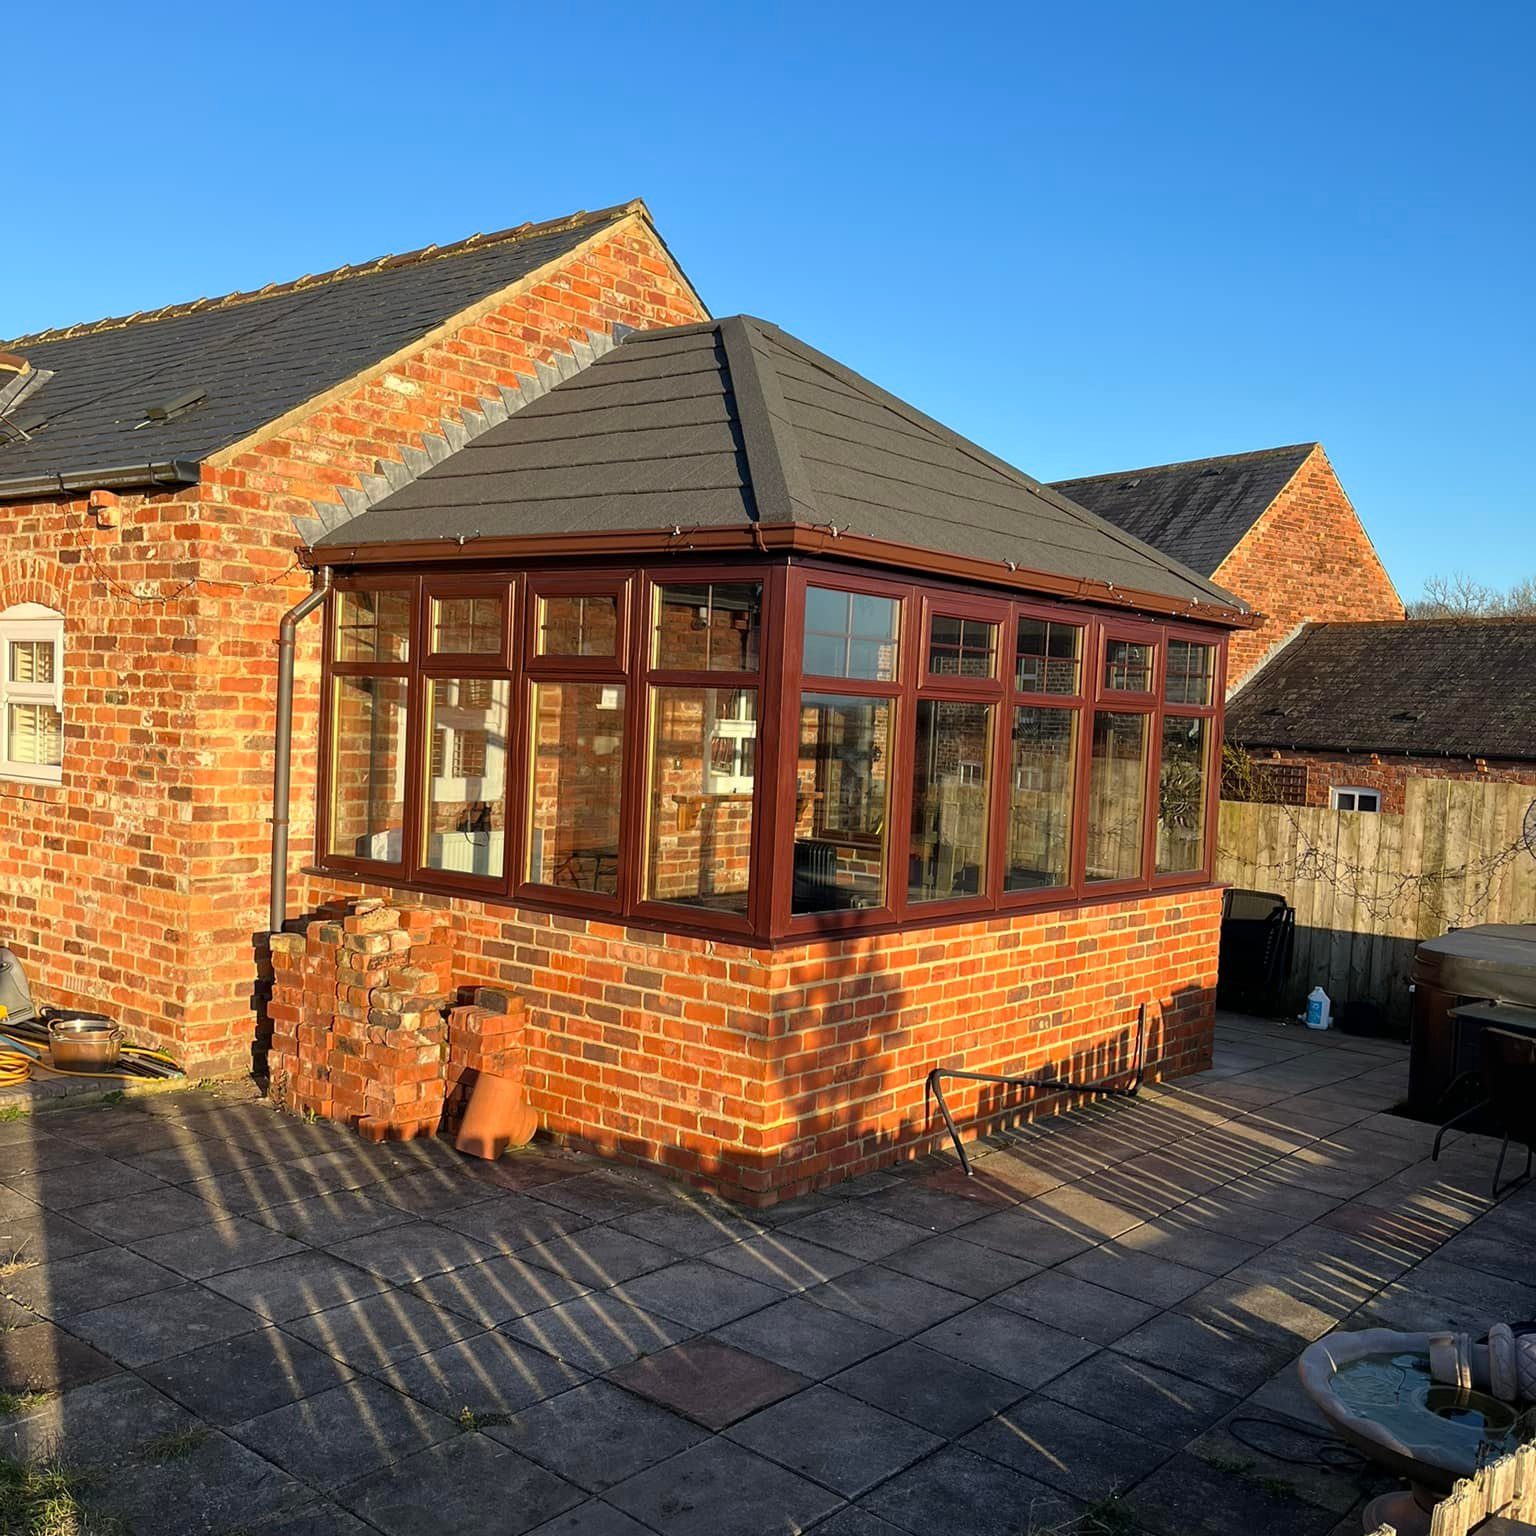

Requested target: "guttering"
[
  {"left": 0, "top": 460, "right": 202, "bottom": 501},
  {"left": 270, "top": 566, "right": 333, "bottom": 933},
  {"left": 300, "top": 522, "right": 1257, "bottom": 630}
]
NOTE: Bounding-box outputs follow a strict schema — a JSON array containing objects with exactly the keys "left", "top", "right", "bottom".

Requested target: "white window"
[
  {"left": 1330, "top": 786, "right": 1381, "bottom": 813},
  {"left": 0, "top": 604, "right": 63, "bottom": 783}
]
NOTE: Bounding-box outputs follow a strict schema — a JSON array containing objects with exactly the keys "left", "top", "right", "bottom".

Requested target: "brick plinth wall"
[{"left": 299, "top": 874, "right": 1221, "bottom": 1206}]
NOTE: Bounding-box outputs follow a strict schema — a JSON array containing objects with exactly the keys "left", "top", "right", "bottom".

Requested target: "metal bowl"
[{"left": 48, "top": 1018, "right": 123, "bottom": 1071}]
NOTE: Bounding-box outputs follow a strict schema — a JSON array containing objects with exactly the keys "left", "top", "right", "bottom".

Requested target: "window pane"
[
  {"left": 1007, "top": 707, "right": 1076, "bottom": 890},
  {"left": 1085, "top": 711, "right": 1148, "bottom": 882},
  {"left": 422, "top": 678, "right": 508, "bottom": 878},
  {"left": 1103, "top": 638, "right": 1152, "bottom": 693},
  {"left": 432, "top": 594, "right": 503, "bottom": 655},
  {"left": 527, "top": 682, "right": 625, "bottom": 893},
  {"left": 793, "top": 693, "right": 892, "bottom": 912},
  {"left": 329, "top": 676, "right": 409, "bottom": 861},
  {"left": 336, "top": 589, "right": 410, "bottom": 663},
  {"left": 646, "top": 687, "right": 756, "bottom": 913},
  {"left": 928, "top": 616, "right": 997, "bottom": 679},
  {"left": 654, "top": 583, "right": 762, "bottom": 672},
  {"left": 537, "top": 595, "right": 619, "bottom": 658},
  {"left": 1157, "top": 716, "right": 1210, "bottom": 874},
  {"left": 8, "top": 639, "right": 55, "bottom": 685},
  {"left": 6, "top": 702, "right": 62, "bottom": 767},
  {"left": 1015, "top": 618, "right": 1081, "bottom": 694},
  {"left": 1165, "top": 640, "right": 1214, "bottom": 705},
  {"left": 802, "top": 587, "right": 900, "bottom": 681},
  {"left": 909, "top": 700, "right": 992, "bottom": 901}
]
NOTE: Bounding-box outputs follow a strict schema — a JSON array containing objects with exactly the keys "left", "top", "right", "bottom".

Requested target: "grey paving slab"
[
  {"left": 203, "top": 1249, "right": 391, "bottom": 1321},
  {"left": 246, "top": 1502, "right": 378, "bottom": 1536},
  {"left": 607, "top": 1435, "right": 843, "bottom": 1536},
  {"left": 1176, "top": 1272, "right": 1357, "bottom": 1347},
  {"left": 802, "top": 1266, "right": 971, "bottom": 1336},
  {"left": 962, "top": 1393, "right": 1172, "bottom": 1500},
  {"left": 1114, "top": 1310, "right": 1311, "bottom": 1396},
  {"left": 878, "top": 1235, "right": 1039, "bottom": 1300},
  {"left": 0, "top": 1319, "right": 117, "bottom": 1393},
  {"left": 129, "top": 1212, "right": 307, "bottom": 1279},
  {"left": 712, "top": 1295, "right": 900, "bottom": 1381},
  {"left": 523, "top": 1503, "right": 660, "bottom": 1536},
  {"left": 0, "top": 1207, "right": 110, "bottom": 1261},
  {"left": 855, "top": 1182, "right": 1007, "bottom": 1233},
  {"left": 1039, "top": 1348, "right": 1241, "bottom": 1447},
  {"left": 728, "top": 1384, "right": 943, "bottom": 1497},
  {"left": 6, "top": 1156, "right": 168, "bottom": 1208},
  {"left": 534, "top": 1171, "right": 668, "bottom": 1221},
  {"left": 1122, "top": 1449, "right": 1339, "bottom": 1536},
  {"left": 913, "top": 1302, "right": 1098, "bottom": 1389},
  {"left": 434, "top": 1191, "right": 592, "bottom": 1249},
  {"left": 1108, "top": 1213, "right": 1265, "bottom": 1276},
  {"left": 327, "top": 1220, "right": 499, "bottom": 1284},
  {"left": 955, "top": 1207, "right": 1100, "bottom": 1265},
  {"left": 705, "top": 1232, "right": 863, "bottom": 1292},
  {"left": 1189, "top": 1407, "right": 1388, "bottom": 1516},
  {"left": 489, "top": 1378, "right": 707, "bottom": 1492},
  {"left": 0, "top": 1371, "right": 198, "bottom": 1466},
  {"left": 247, "top": 1187, "right": 417, "bottom": 1243},
  {"left": 122, "top": 1132, "right": 283, "bottom": 1183},
  {"left": 777, "top": 1205, "right": 931, "bottom": 1261},
  {"left": 142, "top": 1325, "right": 356, "bottom": 1424},
  {"left": 66, "top": 1184, "right": 224, "bottom": 1243},
  {"left": 505, "top": 1291, "right": 694, "bottom": 1374},
  {"left": 992, "top": 1268, "right": 1159, "bottom": 1345},
  {"left": 0, "top": 1241, "right": 184, "bottom": 1318},
  {"left": 610, "top": 1259, "right": 782, "bottom": 1331},
  {"left": 410, "top": 1252, "right": 592, "bottom": 1327},
  {"left": 1059, "top": 1241, "right": 1214, "bottom": 1306},
  {"left": 285, "top": 1287, "right": 480, "bottom": 1371},
  {"left": 67, "top": 1279, "right": 259, "bottom": 1367},
  {"left": 0, "top": 1136, "right": 106, "bottom": 1177},
  {"left": 829, "top": 1341, "right": 1023, "bottom": 1439},
  {"left": 380, "top": 1329, "right": 587, "bottom": 1417},
  {"left": 608, "top": 1339, "right": 808, "bottom": 1430},
  {"left": 861, "top": 1444, "right": 1082, "bottom": 1536},
  {"left": 516, "top": 1226, "right": 677, "bottom": 1288},
  {"left": 803, "top": 1511, "right": 908, "bottom": 1536},
  {"left": 346, "top": 1431, "right": 584, "bottom": 1536},
  {"left": 364, "top": 1167, "right": 512, "bottom": 1216},
  {"left": 611, "top": 1199, "right": 767, "bottom": 1255},
  {"left": 235, "top": 1377, "right": 456, "bottom": 1491}
]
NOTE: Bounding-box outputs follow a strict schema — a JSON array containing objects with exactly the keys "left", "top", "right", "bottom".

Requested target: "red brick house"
[
  {"left": 1, "top": 207, "right": 1250, "bottom": 1202},
  {"left": 1052, "top": 442, "right": 1404, "bottom": 687},
  {"left": 1221, "top": 618, "right": 1536, "bottom": 812}
]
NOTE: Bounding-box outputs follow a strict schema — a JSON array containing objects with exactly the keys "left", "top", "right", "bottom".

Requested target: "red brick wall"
[
  {"left": 297, "top": 873, "right": 1220, "bottom": 1204},
  {"left": 0, "top": 215, "right": 707, "bottom": 1073},
  {"left": 1217, "top": 446, "right": 1404, "bottom": 688},
  {"left": 1243, "top": 749, "right": 1536, "bottom": 814}
]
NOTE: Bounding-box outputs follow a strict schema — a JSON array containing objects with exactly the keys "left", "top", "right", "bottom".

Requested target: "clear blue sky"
[{"left": 7, "top": 1, "right": 1531, "bottom": 599}]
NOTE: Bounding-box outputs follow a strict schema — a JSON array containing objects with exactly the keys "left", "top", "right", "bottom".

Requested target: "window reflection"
[
  {"left": 423, "top": 678, "right": 508, "bottom": 878},
  {"left": 1085, "top": 710, "right": 1148, "bottom": 882},
  {"left": 1007, "top": 707, "right": 1075, "bottom": 890},
  {"left": 527, "top": 682, "right": 625, "bottom": 893},
  {"left": 909, "top": 700, "right": 992, "bottom": 901},
  {"left": 1157, "top": 715, "right": 1209, "bottom": 873},
  {"left": 803, "top": 587, "right": 900, "bottom": 681},
  {"left": 793, "top": 693, "right": 891, "bottom": 911},
  {"left": 654, "top": 583, "right": 762, "bottom": 672},
  {"left": 537, "top": 595, "right": 619, "bottom": 658},
  {"left": 330, "top": 676, "right": 408, "bottom": 862}
]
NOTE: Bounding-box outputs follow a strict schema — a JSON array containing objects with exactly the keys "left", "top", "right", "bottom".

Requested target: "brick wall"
[
  {"left": 1240, "top": 749, "right": 1536, "bottom": 814},
  {"left": 1217, "top": 445, "right": 1404, "bottom": 687},
  {"left": 0, "top": 215, "right": 707, "bottom": 1073},
  {"left": 298, "top": 872, "right": 1220, "bottom": 1205}
]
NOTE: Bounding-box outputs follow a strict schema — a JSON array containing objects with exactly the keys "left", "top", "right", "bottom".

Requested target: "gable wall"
[{"left": 1215, "top": 446, "right": 1404, "bottom": 687}]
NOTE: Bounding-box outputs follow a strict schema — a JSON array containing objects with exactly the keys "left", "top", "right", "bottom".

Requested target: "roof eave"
[{"left": 0, "top": 459, "right": 202, "bottom": 501}]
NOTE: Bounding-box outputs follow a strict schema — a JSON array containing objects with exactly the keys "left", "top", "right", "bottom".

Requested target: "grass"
[
  {"left": 0, "top": 1249, "right": 38, "bottom": 1282},
  {"left": 455, "top": 1408, "right": 514, "bottom": 1432},
  {"left": 0, "top": 1392, "right": 49, "bottom": 1420},
  {"left": 0, "top": 1108, "right": 31, "bottom": 1125},
  {"left": 138, "top": 1428, "right": 210, "bottom": 1463},
  {"left": 0, "top": 1455, "right": 124, "bottom": 1535},
  {"left": 1026, "top": 1495, "right": 1136, "bottom": 1536}
]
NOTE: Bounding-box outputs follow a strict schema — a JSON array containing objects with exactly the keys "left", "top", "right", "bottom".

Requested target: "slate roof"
[
  {"left": 1227, "top": 619, "right": 1536, "bottom": 761},
  {"left": 317, "top": 316, "right": 1245, "bottom": 615},
  {"left": 0, "top": 203, "right": 651, "bottom": 497},
  {"left": 1049, "top": 443, "right": 1317, "bottom": 576}
]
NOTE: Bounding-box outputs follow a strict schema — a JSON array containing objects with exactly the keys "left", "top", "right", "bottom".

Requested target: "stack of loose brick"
[
  {"left": 267, "top": 899, "right": 459, "bottom": 1140},
  {"left": 443, "top": 987, "right": 529, "bottom": 1138}
]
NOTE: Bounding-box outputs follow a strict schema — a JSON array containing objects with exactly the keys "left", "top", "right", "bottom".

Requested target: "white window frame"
[
  {"left": 1330, "top": 785, "right": 1381, "bottom": 813},
  {"left": 0, "top": 603, "right": 64, "bottom": 784}
]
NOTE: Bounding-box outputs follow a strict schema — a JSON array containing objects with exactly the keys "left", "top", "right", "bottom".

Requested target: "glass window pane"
[
  {"left": 1157, "top": 716, "right": 1210, "bottom": 874},
  {"left": 329, "top": 676, "right": 409, "bottom": 861},
  {"left": 8, "top": 639, "right": 55, "bottom": 685},
  {"left": 1103, "top": 638, "right": 1152, "bottom": 693},
  {"left": 653, "top": 582, "right": 762, "bottom": 672},
  {"left": 422, "top": 678, "right": 509, "bottom": 878},
  {"left": 928, "top": 615, "right": 997, "bottom": 679},
  {"left": 537, "top": 595, "right": 619, "bottom": 658},
  {"left": 1085, "top": 711, "right": 1148, "bottom": 882},
  {"left": 6, "top": 702, "right": 62, "bottom": 767},
  {"left": 1165, "top": 640, "right": 1215, "bottom": 705},
  {"left": 336, "top": 589, "right": 410, "bottom": 663},
  {"left": 793, "top": 693, "right": 892, "bottom": 912},
  {"left": 646, "top": 687, "right": 756, "bottom": 913},
  {"left": 1015, "top": 617, "right": 1081, "bottom": 694},
  {"left": 802, "top": 587, "right": 900, "bottom": 681},
  {"left": 909, "top": 700, "right": 992, "bottom": 902},
  {"left": 527, "top": 682, "right": 625, "bottom": 893},
  {"left": 1006, "top": 707, "right": 1076, "bottom": 891},
  {"left": 432, "top": 594, "right": 503, "bottom": 654}
]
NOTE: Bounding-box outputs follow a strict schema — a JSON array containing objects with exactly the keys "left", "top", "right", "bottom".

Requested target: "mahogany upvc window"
[
  {"left": 0, "top": 603, "right": 65, "bottom": 784},
  {"left": 316, "top": 563, "right": 1225, "bottom": 942}
]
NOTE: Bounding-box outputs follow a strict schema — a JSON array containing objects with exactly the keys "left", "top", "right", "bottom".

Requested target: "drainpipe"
[{"left": 269, "top": 567, "right": 333, "bottom": 933}]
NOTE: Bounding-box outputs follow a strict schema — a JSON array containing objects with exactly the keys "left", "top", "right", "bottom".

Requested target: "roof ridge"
[
  {"left": 1051, "top": 442, "right": 1319, "bottom": 486},
  {"left": 6, "top": 201, "right": 649, "bottom": 348}
]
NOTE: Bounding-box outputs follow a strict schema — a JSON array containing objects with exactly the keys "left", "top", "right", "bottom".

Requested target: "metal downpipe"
[{"left": 269, "top": 567, "right": 332, "bottom": 933}]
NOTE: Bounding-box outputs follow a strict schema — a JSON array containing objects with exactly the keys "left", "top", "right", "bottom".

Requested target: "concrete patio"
[{"left": 1, "top": 1013, "right": 1531, "bottom": 1536}]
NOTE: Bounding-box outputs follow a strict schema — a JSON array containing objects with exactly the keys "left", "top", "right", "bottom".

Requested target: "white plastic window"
[
  {"left": 0, "top": 604, "right": 63, "bottom": 783},
  {"left": 1330, "top": 786, "right": 1381, "bottom": 813}
]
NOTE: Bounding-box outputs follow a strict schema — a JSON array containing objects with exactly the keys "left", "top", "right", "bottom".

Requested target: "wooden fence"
[{"left": 1216, "top": 777, "right": 1536, "bottom": 1021}]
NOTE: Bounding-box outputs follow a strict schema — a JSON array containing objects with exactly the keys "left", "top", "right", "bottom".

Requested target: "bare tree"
[{"left": 1407, "top": 572, "right": 1536, "bottom": 619}]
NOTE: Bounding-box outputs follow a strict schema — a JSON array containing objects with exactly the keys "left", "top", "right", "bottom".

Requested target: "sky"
[{"left": 5, "top": 1, "right": 1532, "bottom": 600}]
